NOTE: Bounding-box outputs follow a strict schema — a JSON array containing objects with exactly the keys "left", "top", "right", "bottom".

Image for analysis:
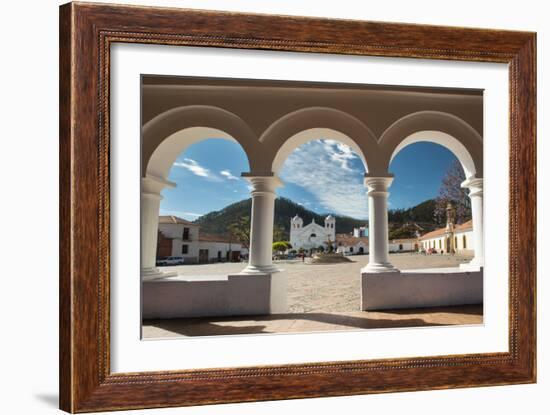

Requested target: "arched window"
[
  {"left": 310, "top": 233, "right": 317, "bottom": 238},
  {"left": 463, "top": 235, "right": 467, "bottom": 249}
]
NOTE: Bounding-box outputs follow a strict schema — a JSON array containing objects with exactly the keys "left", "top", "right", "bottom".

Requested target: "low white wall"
[
  {"left": 142, "top": 273, "right": 287, "bottom": 319},
  {"left": 361, "top": 267, "right": 483, "bottom": 311}
]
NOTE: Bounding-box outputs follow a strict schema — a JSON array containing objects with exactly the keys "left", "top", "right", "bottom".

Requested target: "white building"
[
  {"left": 388, "top": 238, "right": 418, "bottom": 253},
  {"left": 353, "top": 226, "right": 368, "bottom": 237},
  {"left": 157, "top": 216, "right": 243, "bottom": 263},
  {"left": 289, "top": 214, "right": 336, "bottom": 252},
  {"left": 336, "top": 234, "right": 417, "bottom": 255},
  {"left": 336, "top": 234, "right": 369, "bottom": 255},
  {"left": 419, "top": 219, "right": 474, "bottom": 255}
]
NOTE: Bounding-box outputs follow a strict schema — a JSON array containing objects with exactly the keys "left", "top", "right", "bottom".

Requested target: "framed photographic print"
[{"left": 59, "top": 2, "right": 536, "bottom": 412}]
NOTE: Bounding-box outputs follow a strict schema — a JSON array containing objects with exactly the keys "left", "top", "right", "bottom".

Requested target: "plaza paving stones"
[{"left": 144, "top": 253, "right": 482, "bottom": 338}]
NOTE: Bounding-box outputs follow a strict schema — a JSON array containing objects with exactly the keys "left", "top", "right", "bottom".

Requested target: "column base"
[
  {"left": 239, "top": 264, "right": 281, "bottom": 274},
  {"left": 141, "top": 267, "right": 178, "bottom": 281},
  {"left": 361, "top": 263, "right": 400, "bottom": 273}
]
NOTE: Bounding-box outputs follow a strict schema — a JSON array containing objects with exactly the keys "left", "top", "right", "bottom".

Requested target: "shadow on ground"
[
  {"left": 142, "top": 304, "right": 482, "bottom": 338},
  {"left": 34, "top": 393, "right": 58, "bottom": 408},
  {"left": 382, "top": 304, "right": 483, "bottom": 316}
]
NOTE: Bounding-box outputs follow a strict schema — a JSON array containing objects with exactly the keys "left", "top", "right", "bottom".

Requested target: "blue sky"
[{"left": 159, "top": 138, "right": 457, "bottom": 221}]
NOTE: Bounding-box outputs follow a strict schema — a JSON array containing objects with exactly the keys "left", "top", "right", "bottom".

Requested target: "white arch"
[
  {"left": 389, "top": 130, "right": 477, "bottom": 178},
  {"left": 142, "top": 105, "right": 260, "bottom": 177},
  {"left": 271, "top": 128, "right": 368, "bottom": 173},
  {"left": 379, "top": 111, "right": 483, "bottom": 178},
  {"left": 146, "top": 127, "right": 249, "bottom": 179},
  {"left": 259, "top": 107, "right": 380, "bottom": 174}
]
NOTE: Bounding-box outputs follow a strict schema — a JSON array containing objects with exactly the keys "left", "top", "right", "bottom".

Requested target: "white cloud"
[
  {"left": 280, "top": 140, "right": 368, "bottom": 219},
  {"left": 173, "top": 158, "right": 221, "bottom": 181},
  {"left": 159, "top": 209, "right": 203, "bottom": 221},
  {"left": 220, "top": 170, "right": 239, "bottom": 181}
]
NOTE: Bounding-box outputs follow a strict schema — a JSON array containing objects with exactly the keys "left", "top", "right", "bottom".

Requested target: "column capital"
[
  {"left": 364, "top": 175, "right": 394, "bottom": 194},
  {"left": 461, "top": 177, "right": 483, "bottom": 197},
  {"left": 142, "top": 174, "right": 176, "bottom": 196},
  {"left": 242, "top": 173, "right": 283, "bottom": 194}
]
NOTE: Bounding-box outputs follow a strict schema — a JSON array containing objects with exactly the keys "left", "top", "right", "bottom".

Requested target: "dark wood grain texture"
[{"left": 59, "top": 2, "right": 536, "bottom": 412}]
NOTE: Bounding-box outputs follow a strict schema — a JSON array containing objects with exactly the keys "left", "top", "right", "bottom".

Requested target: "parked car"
[{"left": 156, "top": 256, "right": 185, "bottom": 266}]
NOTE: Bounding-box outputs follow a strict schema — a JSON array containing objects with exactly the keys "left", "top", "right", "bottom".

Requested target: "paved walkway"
[
  {"left": 143, "top": 305, "right": 482, "bottom": 337},
  {"left": 158, "top": 253, "right": 473, "bottom": 313},
  {"left": 144, "top": 254, "right": 481, "bottom": 338}
]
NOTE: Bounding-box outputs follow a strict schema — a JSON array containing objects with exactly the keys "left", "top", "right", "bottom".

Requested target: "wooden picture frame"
[{"left": 59, "top": 2, "right": 536, "bottom": 412}]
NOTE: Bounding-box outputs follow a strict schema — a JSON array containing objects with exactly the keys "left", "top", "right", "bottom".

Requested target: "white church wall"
[
  {"left": 289, "top": 215, "right": 336, "bottom": 251},
  {"left": 454, "top": 230, "right": 474, "bottom": 255},
  {"left": 422, "top": 235, "right": 447, "bottom": 252},
  {"left": 421, "top": 230, "right": 474, "bottom": 255}
]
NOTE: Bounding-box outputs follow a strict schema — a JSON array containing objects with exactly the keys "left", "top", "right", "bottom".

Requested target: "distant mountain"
[
  {"left": 388, "top": 199, "right": 437, "bottom": 224},
  {"left": 194, "top": 197, "right": 366, "bottom": 240},
  {"left": 388, "top": 199, "right": 439, "bottom": 239},
  {"left": 194, "top": 196, "right": 439, "bottom": 241},
  {"left": 271, "top": 197, "right": 367, "bottom": 238}
]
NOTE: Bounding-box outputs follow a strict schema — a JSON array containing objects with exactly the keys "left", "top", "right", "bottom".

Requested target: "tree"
[
  {"left": 227, "top": 216, "right": 251, "bottom": 249},
  {"left": 272, "top": 224, "right": 286, "bottom": 243},
  {"left": 272, "top": 241, "right": 291, "bottom": 254},
  {"left": 434, "top": 159, "right": 472, "bottom": 226},
  {"left": 389, "top": 226, "right": 415, "bottom": 240}
]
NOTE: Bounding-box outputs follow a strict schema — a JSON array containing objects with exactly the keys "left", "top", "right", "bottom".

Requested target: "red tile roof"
[
  {"left": 390, "top": 238, "right": 418, "bottom": 243},
  {"left": 198, "top": 233, "right": 238, "bottom": 244},
  {"left": 336, "top": 233, "right": 369, "bottom": 247},
  {"left": 158, "top": 215, "right": 198, "bottom": 226},
  {"left": 419, "top": 220, "right": 473, "bottom": 241}
]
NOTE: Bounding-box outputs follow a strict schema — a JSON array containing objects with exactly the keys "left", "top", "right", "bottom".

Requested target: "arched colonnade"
[{"left": 141, "top": 105, "right": 484, "bottom": 282}]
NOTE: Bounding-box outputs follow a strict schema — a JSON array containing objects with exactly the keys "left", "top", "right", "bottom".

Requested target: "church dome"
[
  {"left": 292, "top": 214, "right": 302, "bottom": 221},
  {"left": 325, "top": 215, "right": 335, "bottom": 220}
]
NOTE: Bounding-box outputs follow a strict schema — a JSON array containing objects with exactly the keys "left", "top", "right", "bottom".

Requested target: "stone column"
[
  {"left": 461, "top": 177, "right": 484, "bottom": 270},
  {"left": 141, "top": 175, "right": 176, "bottom": 279},
  {"left": 362, "top": 176, "right": 398, "bottom": 273},
  {"left": 241, "top": 175, "right": 283, "bottom": 274}
]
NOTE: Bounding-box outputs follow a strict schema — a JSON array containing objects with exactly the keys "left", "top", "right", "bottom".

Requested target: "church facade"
[
  {"left": 418, "top": 204, "right": 474, "bottom": 255},
  {"left": 289, "top": 214, "right": 336, "bottom": 252}
]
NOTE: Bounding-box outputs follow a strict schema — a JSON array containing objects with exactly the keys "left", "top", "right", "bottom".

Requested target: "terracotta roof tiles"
[
  {"left": 419, "top": 220, "right": 473, "bottom": 241},
  {"left": 158, "top": 215, "right": 198, "bottom": 226}
]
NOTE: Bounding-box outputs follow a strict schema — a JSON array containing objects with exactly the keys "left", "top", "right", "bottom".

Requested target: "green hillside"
[
  {"left": 194, "top": 196, "right": 439, "bottom": 240},
  {"left": 388, "top": 199, "right": 439, "bottom": 239}
]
